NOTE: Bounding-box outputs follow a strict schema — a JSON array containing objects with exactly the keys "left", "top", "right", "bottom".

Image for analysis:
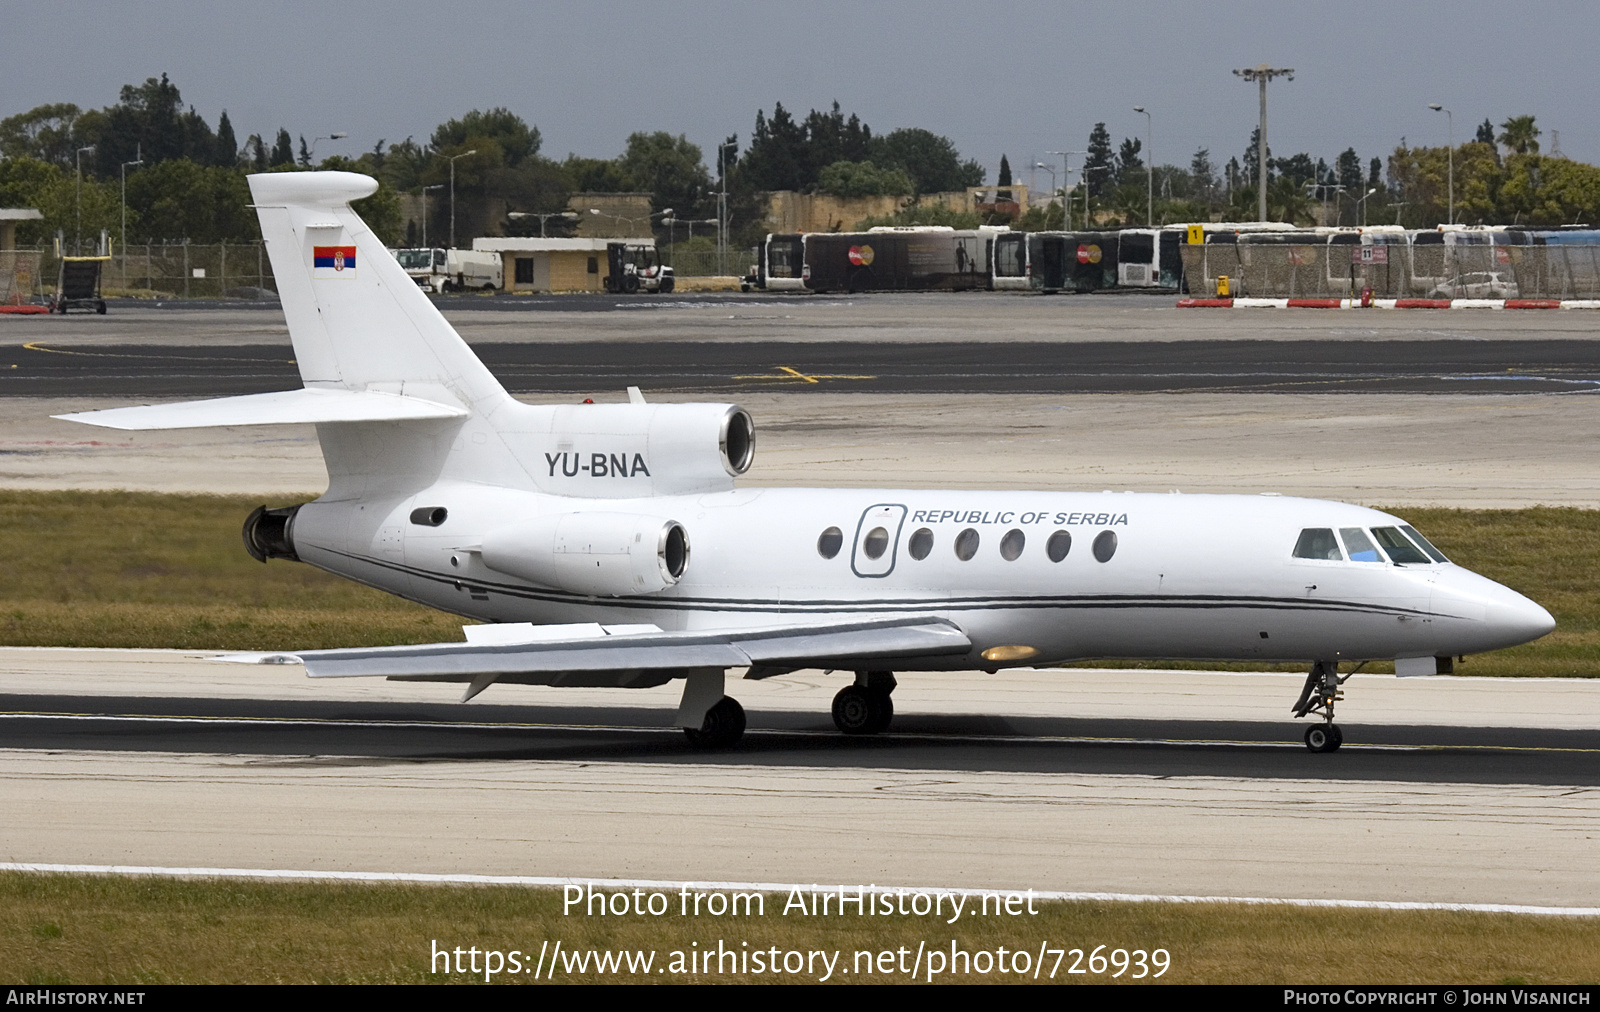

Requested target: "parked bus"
[
  {"left": 747, "top": 233, "right": 806, "bottom": 292},
  {"left": 803, "top": 227, "right": 990, "bottom": 293}
]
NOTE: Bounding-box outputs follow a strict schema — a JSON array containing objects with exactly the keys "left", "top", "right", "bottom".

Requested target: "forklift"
[{"left": 602, "top": 242, "right": 674, "bottom": 294}]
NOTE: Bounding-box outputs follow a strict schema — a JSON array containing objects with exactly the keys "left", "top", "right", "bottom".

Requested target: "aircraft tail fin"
[{"left": 246, "top": 171, "right": 509, "bottom": 415}]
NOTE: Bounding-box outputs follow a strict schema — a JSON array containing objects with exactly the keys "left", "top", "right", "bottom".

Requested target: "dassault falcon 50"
[{"left": 60, "top": 172, "right": 1555, "bottom": 752}]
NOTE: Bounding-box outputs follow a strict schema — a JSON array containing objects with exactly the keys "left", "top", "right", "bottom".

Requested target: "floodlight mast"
[{"left": 1233, "top": 65, "right": 1294, "bottom": 223}]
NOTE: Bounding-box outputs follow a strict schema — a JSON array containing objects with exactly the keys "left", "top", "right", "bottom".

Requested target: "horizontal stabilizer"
[
  {"left": 55, "top": 387, "right": 468, "bottom": 430},
  {"left": 219, "top": 617, "right": 971, "bottom": 688}
]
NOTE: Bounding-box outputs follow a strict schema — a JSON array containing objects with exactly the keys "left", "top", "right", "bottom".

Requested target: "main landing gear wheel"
[
  {"left": 1304, "top": 724, "right": 1343, "bottom": 753},
  {"left": 683, "top": 696, "right": 745, "bottom": 748},
  {"left": 832, "top": 685, "right": 893, "bottom": 735}
]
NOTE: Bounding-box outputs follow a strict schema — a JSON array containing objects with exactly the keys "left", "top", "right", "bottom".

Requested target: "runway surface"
[
  {"left": 1, "top": 651, "right": 1597, "bottom": 904},
  {"left": 8, "top": 338, "right": 1600, "bottom": 398}
]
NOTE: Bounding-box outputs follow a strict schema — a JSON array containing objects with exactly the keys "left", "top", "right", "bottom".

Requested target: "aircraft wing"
[{"left": 222, "top": 616, "right": 971, "bottom": 695}]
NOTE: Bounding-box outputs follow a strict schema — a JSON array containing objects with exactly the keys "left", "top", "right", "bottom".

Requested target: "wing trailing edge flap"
[
  {"left": 54, "top": 387, "right": 468, "bottom": 430},
  {"left": 222, "top": 617, "right": 972, "bottom": 690}
]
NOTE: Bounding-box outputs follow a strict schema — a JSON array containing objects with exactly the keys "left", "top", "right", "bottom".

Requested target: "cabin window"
[
  {"left": 1371, "top": 526, "right": 1431, "bottom": 565},
  {"left": 1000, "top": 528, "right": 1026, "bottom": 561},
  {"left": 1340, "top": 527, "right": 1382, "bottom": 562},
  {"left": 1293, "top": 528, "right": 1342, "bottom": 561},
  {"left": 908, "top": 527, "right": 933, "bottom": 560},
  {"left": 862, "top": 526, "right": 890, "bottom": 560},
  {"left": 1092, "top": 530, "right": 1117, "bottom": 563},
  {"left": 817, "top": 526, "right": 843, "bottom": 559},
  {"left": 1046, "top": 530, "right": 1072, "bottom": 562},
  {"left": 1400, "top": 525, "right": 1449, "bottom": 563},
  {"left": 954, "top": 528, "right": 980, "bottom": 561}
]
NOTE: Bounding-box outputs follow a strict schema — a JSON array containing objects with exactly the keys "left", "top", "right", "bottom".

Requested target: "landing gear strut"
[
  {"left": 1292, "top": 660, "right": 1347, "bottom": 753},
  {"left": 833, "top": 671, "right": 895, "bottom": 735}
]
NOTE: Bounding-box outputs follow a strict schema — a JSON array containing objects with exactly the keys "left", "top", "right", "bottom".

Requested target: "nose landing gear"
[
  {"left": 832, "top": 670, "right": 896, "bottom": 735},
  {"left": 1293, "top": 660, "right": 1347, "bottom": 753}
]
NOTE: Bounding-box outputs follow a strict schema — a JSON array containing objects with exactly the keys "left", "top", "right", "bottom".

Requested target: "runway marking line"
[
  {"left": 731, "top": 365, "right": 877, "bottom": 383},
  {"left": 20, "top": 341, "right": 293, "bottom": 365},
  {"left": 2, "top": 863, "right": 1597, "bottom": 918},
  {"left": 3, "top": 710, "right": 1594, "bottom": 753}
]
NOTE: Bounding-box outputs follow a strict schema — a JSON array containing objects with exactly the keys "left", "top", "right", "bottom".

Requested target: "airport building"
[{"left": 472, "top": 236, "right": 657, "bottom": 293}]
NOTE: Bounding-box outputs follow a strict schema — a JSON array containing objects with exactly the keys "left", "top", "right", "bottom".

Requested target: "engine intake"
[{"left": 481, "top": 512, "right": 689, "bottom": 597}]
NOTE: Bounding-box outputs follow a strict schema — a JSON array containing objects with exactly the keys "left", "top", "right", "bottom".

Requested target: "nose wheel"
[
  {"left": 1293, "top": 660, "right": 1348, "bottom": 752},
  {"left": 1304, "top": 723, "right": 1343, "bottom": 753}
]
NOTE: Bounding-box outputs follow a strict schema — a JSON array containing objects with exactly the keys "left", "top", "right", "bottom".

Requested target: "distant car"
[{"left": 1428, "top": 271, "right": 1520, "bottom": 299}]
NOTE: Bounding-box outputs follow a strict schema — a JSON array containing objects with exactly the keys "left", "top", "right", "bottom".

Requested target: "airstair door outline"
[{"left": 851, "top": 503, "right": 907, "bottom": 578}]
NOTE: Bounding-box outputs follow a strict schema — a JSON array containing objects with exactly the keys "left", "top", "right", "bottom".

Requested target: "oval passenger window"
[
  {"left": 817, "top": 527, "right": 843, "bottom": 559},
  {"left": 1000, "top": 528, "right": 1025, "bottom": 561},
  {"left": 1046, "top": 530, "right": 1072, "bottom": 562},
  {"left": 1092, "top": 530, "right": 1118, "bottom": 563},
  {"left": 954, "top": 528, "right": 980, "bottom": 561},
  {"left": 862, "top": 526, "right": 889, "bottom": 560},
  {"left": 908, "top": 527, "right": 933, "bottom": 560}
]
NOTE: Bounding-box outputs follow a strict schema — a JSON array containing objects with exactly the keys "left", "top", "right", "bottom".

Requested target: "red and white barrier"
[{"left": 1178, "top": 297, "right": 1600, "bottom": 310}]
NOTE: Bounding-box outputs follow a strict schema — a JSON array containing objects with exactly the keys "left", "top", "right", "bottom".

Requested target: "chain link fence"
[
  {"left": 23, "top": 243, "right": 279, "bottom": 300},
  {"left": 1181, "top": 242, "right": 1600, "bottom": 299}
]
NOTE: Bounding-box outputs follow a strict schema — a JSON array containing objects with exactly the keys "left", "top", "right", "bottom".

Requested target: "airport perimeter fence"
[
  {"left": 1180, "top": 242, "right": 1600, "bottom": 300},
  {"left": 21, "top": 243, "right": 279, "bottom": 300}
]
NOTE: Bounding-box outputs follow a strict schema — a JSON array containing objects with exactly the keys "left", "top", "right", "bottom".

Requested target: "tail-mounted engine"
[
  {"left": 243, "top": 505, "right": 302, "bottom": 563},
  {"left": 527, "top": 403, "right": 754, "bottom": 497},
  {"left": 481, "top": 512, "right": 688, "bottom": 597}
]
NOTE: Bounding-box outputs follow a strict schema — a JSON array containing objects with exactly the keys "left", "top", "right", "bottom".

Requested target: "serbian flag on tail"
[{"left": 312, "top": 245, "right": 357, "bottom": 279}]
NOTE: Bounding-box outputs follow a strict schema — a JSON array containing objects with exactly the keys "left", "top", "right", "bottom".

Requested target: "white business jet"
[{"left": 59, "top": 172, "right": 1554, "bottom": 752}]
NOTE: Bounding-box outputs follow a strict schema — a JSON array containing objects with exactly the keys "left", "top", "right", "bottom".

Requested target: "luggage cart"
[{"left": 53, "top": 255, "right": 109, "bottom": 314}]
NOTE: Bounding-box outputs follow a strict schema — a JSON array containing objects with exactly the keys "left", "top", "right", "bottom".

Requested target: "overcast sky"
[{"left": 10, "top": 0, "right": 1595, "bottom": 185}]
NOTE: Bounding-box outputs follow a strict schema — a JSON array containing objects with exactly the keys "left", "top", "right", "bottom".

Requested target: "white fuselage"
[{"left": 288, "top": 483, "right": 1552, "bottom": 671}]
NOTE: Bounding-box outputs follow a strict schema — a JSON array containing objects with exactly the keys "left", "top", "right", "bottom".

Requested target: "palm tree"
[{"left": 1498, "top": 115, "right": 1541, "bottom": 155}]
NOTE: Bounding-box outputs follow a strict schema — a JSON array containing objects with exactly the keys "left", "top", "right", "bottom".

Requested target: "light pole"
[
  {"left": 508, "top": 211, "right": 580, "bottom": 237},
  {"left": 1046, "top": 150, "right": 1081, "bottom": 230},
  {"left": 1233, "top": 65, "right": 1295, "bottom": 222},
  {"left": 421, "top": 184, "right": 442, "bottom": 248},
  {"left": 120, "top": 146, "right": 142, "bottom": 256},
  {"left": 1356, "top": 186, "right": 1378, "bottom": 227},
  {"left": 661, "top": 213, "right": 715, "bottom": 266},
  {"left": 1133, "top": 106, "right": 1153, "bottom": 226},
  {"left": 1033, "top": 162, "right": 1058, "bottom": 227},
  {"left": 717, "top": 141, "right": 736, "bottom": 277},
  {"left": 1428, "top": 103, "right": 1453, "bottom": 225},
  {"left": 308, "top": 132, "right": 348, "bottom": 165},
  {"left": 75, "top": 145, "right": 96, "bottom": 255},
  {"left": 447, "top": 149, "right": 477, "bottom": 250}
]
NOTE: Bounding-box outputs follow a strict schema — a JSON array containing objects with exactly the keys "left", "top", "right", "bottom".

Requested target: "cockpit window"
[
  {"left": 1293, "top": 528, "right": 1342, "bottom": 561},
  {"left": 1371, "top": 526, "right": 1431, "bottom": 565},
  {"left": 1400, "top": 524, "right": 1450, "bottom": 563},
  {"left": 1339, "top": 527, "right": 1383, "bottom": 562}
]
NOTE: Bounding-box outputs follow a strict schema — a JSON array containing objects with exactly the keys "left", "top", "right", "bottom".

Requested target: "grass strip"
[
  {"left": 0, "top": 491, "right": 1594, "bottom": 673},
  {"left": 1, "top": 873, "right": 1597, "bottom": 984}
]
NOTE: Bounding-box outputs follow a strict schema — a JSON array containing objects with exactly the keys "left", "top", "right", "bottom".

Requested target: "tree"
[
  {"left": 816, "top": 160, "right": 913, "bottom": 198},
  {"left": 430, "top": 108, "right": 540, "bottom": 166},
  {"left": 92, "top": 74, "right": 215, "bottom": 176},
  {"left": 1369, "top": 157, "right": 1382, "bottom": 189},
  {"left": 1476, "top": 118, "right": 1496, "bottom": 146},
  {"left": 1083, "top": 123, "right": 1114, "bottom": 197},
  {"left": 1116, "top": 137, "right": 1143, "bottom": 185},
  {"left": 739, "top": 103, "right": 807, "bottom": 192},
  {"left": 0, "top": 103, "right": 87, "bottom": 168},
  {"left": 1242, "top": 126, "right": 1270, "bottom": 188},
  {"left": 297, "top": 135, "right": 311, "bottom": 168},
  {"left": 214, "top": 110, "right": 237, "bottom": 168},
  {"left": 1498, "top": 115, "right": 1541, "bottom": 155},
  {"left": 1336, "top": 148, "right": 1362, "bottom": 192},
  {"left": 869, "top": 127, "right": 982, "bottom": 194},
  {"left": 124, "top": 158, "right": 256, "bottom": 242},
  {"left": 997, "top": 153, "right": 1013, "bottom": 199},
  {"left": 270, "top": 129, "right": 294, "bottom": 167},
  {"left": 563, "top": 155, "right": 629, "bottom": 193},
  {"left": 617, "top": 131, "right": 712, "bottom": 214},
  {"left": 1190, "top": 148, "right": 1214, "bottom": 203}
]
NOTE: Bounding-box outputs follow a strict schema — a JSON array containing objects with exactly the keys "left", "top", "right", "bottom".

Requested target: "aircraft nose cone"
[{"left": 1488, "top": 584, "right": 1555, "bottom": 645}]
